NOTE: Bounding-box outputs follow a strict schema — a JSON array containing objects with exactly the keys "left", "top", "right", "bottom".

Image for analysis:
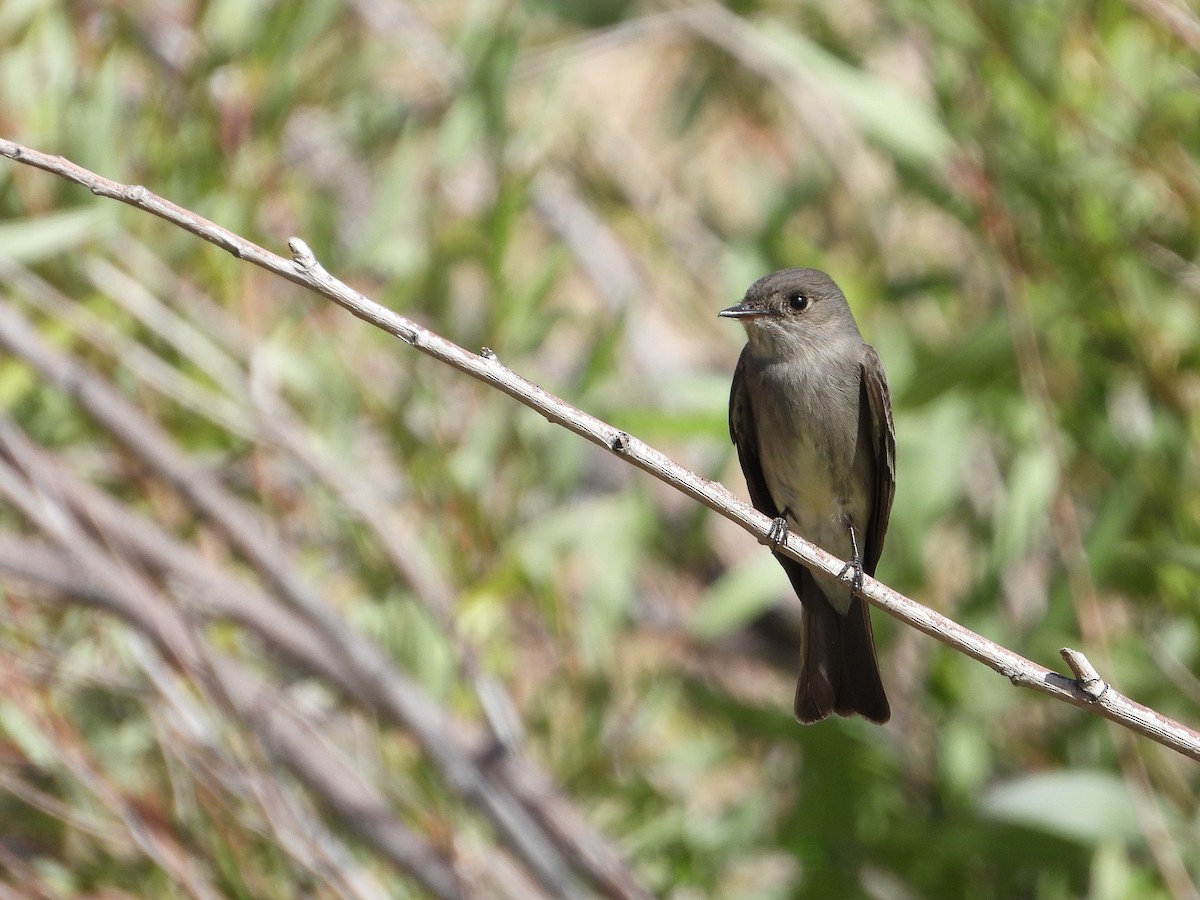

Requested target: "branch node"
[
  {"left": 289, "top": 237, "right": 318, "bottom": 272},
  {"left": 1060, "top": 647, "right": 1108, "bottom": 701},
  {"left": 480, "top": 346, "right": 497, "bottom": 361},
  {"left": 126, "top": 184, "right": 148, "bottom": 201},
  {"left": 610, "top": 431, "right": 630, "bottom": 453}
]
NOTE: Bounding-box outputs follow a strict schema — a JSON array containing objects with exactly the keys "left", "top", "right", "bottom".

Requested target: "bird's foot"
[
  {"left": 837, "top": 524, "right": 865, "bottom": 593},
  {"left": 836, "top": 557, "right": 865, "bottom": 593},
  {"left": 767, "top": 515, "right": 789, "bottom": 549}
]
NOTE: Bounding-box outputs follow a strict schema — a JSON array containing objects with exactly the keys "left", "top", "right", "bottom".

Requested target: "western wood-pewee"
[{"left": 721, "top": 268, "right": 894, "bottom": 724}]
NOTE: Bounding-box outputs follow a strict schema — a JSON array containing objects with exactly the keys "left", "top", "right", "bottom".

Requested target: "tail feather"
[{"left": 780, "top": 559, "right": 890, "bottom": 724}]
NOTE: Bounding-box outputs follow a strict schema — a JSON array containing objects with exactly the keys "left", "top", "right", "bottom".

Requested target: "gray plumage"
[{"left": 721, "top": 269, "right": 894, "bottom": 723}]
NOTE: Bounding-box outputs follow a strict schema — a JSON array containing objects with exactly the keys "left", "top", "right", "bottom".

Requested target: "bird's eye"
[{"left": 787, "top": 293, "right": 810, "bottom": 312}]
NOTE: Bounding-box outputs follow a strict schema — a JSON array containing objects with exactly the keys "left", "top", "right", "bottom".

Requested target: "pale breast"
[{"left": 745, "top": 347, "right": 872, "bottom": 609}]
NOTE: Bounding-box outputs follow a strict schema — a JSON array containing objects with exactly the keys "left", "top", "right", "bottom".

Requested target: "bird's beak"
[{"left": 718, "top": 303, "right": 767, "bottom": 319}]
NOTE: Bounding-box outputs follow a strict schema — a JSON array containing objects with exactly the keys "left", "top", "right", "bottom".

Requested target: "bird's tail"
[{"left": 781, "top": 559, "right": 890, "bottom": 724}]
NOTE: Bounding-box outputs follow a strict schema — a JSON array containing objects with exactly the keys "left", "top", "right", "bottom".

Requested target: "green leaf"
[
  {"left": 980, "top": 771, "right": 1142, "bottom": 844},
  {"left": 690, "top": 555, "right": 782, "bottom": 640},
  {"left": 0, "top": 207, "right": 112, "bottom": 263},
  {"left": 757, "top": 23, "right": 954, "bottom": 165}
]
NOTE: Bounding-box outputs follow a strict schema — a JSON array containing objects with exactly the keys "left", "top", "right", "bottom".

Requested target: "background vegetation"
[{"left": 1, "top": 0, "right": 1199, "bottom": 896}]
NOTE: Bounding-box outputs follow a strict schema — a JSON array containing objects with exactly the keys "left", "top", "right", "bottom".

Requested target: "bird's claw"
[
  {"left": 839, "top": 523, "right": 865, "bottom": 593},
  {"left": 767, "top": 516, "right": 789, "bottom": 549},
  {"left": 837, "top": 558, "right": 865, "bottom": 593}
]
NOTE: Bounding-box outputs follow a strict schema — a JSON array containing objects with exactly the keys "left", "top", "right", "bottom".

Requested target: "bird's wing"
[
  {"left": 729, "top": 346, "right": 782, "bottom": 520},
  {"left": 859, "top": 344, "right": 896, "bottom": 577}
]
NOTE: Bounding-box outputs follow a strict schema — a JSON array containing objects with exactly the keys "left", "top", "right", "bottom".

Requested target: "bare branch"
[{"left": 1, "top": 140, "right": 1198, "bottom": 762}]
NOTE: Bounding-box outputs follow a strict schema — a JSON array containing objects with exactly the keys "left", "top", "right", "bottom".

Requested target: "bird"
[{"left": 720, "top": 268, "right": 894, "bottom": 723}]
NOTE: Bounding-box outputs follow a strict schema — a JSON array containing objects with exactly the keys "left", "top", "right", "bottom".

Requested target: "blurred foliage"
[{"left": 1, "top": 0, "right": 1199, "bottom": 896}]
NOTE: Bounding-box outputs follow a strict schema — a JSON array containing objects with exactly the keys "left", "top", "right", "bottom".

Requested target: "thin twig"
[{"left": 2, "top": 137, "right": 1198, "bottom": 764}]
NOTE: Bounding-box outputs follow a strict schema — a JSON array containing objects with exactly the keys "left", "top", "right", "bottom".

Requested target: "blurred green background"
[{"left": 1, "top": 0, "right": 1199, "bottom": 897}]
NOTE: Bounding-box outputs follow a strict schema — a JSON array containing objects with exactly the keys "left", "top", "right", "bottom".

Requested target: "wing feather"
[{"left": 859, "top": 345, "right": 896, "bottom": 577}]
